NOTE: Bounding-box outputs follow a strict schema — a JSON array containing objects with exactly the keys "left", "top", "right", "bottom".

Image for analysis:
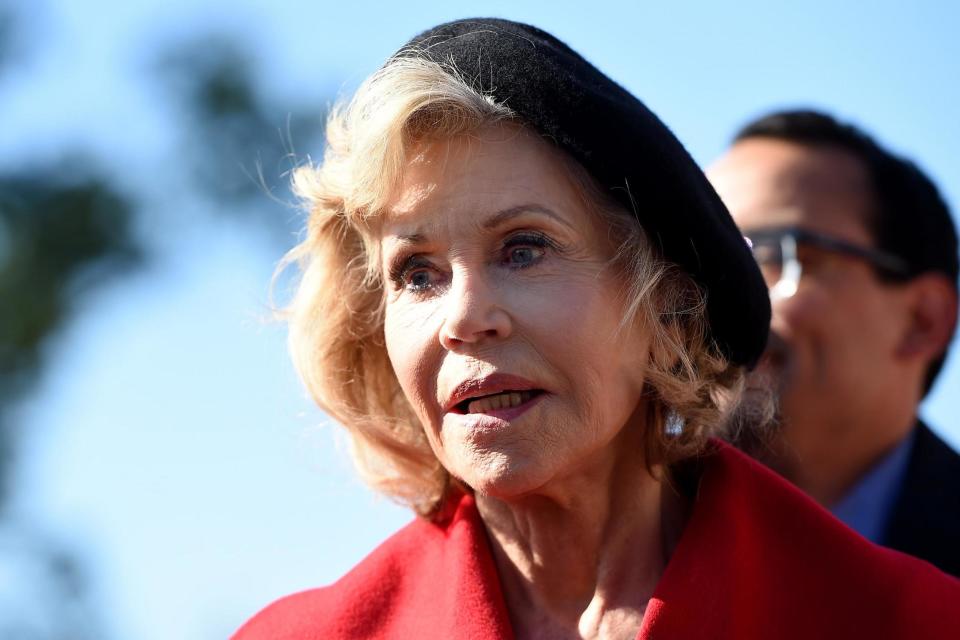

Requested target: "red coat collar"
[
  {"left": 234, "top": 442, "right": 960, "bottom": 639},
  {"left": 640, "top": 441, "right": 960, "bottom": 638}
]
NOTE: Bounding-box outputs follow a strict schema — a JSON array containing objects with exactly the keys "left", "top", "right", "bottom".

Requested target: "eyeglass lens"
[{"left": 748, "top": 234, "right": 802, "bottom": 300}]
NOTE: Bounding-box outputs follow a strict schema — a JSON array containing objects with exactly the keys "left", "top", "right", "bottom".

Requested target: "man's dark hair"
[{"left": 734, "top": 109, "right": 959, "bottom": 394}]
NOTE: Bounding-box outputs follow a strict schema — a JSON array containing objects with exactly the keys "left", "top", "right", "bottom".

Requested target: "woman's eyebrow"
[
  {"left": 387, "top": 204, "right": 570, "bottom": 245},
  {"left": 481, "top": 204, "right": 570, "bottom": 230},
  {"left": 391, "top": 232, "right": 427, "bottom": 245}
]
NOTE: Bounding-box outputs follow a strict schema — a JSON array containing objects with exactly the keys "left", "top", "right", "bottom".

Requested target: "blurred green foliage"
[
  {"left": 154, "top": 33, "right": 325, "bottom": 227},
  {"left": 0, "top": 166, "right": 140, "bottom": 503},
  {"left": 0, "top": 2, "right": 327, "bottom": 636}
]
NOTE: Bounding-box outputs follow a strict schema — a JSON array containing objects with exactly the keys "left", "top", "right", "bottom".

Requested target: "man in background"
[{"left": 708, "top": 109, "right": 960, "bottom": 575}]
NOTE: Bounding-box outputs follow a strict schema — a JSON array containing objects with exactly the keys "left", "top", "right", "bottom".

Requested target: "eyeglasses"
[{"left": 743, "top": 226, "right": 911, "bottom": 300}]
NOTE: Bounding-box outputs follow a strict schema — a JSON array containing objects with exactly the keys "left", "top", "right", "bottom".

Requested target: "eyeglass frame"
[{"left": 743, "top": 226, "right": 913, "bottom": 299}]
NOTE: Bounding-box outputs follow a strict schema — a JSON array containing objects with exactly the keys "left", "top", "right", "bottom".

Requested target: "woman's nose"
[{"left": 439, "top": 271, "right": 513, "bottom": 350}]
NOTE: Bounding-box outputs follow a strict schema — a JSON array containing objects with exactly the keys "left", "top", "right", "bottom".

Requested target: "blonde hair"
[{"left": 282, "top": 54, "right": 748, "bottom": 517}]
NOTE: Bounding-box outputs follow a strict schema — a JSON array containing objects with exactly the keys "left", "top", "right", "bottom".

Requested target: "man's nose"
[{"left": 438, "top": 270, "right": 513, "bottom": 350}]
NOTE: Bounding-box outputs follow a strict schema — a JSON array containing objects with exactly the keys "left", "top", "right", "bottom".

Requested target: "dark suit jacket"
[{"left": 884, "top": 421, "right": 960, "bottom": 577}]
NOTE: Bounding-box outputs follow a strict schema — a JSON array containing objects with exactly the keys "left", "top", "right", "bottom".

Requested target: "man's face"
[{"left": 707, "top": 139, "right": 913, "bottom": 455}]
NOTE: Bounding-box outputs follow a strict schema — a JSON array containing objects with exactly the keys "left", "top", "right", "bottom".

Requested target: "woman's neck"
[{"left": 475, "top": 438, "right": 687, "bottom": 640}]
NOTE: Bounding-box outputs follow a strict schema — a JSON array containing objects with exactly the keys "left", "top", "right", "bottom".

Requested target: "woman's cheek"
[
  {"left": 385, "top": 297, "right": 427, "bottom": 349},
  {"left": 517, "top": 277, "right": 605, "bottom": 336},
  {"left": 385, "top": 300, "right": 442, "bottom": 410}
]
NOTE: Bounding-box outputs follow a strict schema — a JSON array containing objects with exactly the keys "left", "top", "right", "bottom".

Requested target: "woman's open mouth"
[{"left": 449, "top": 389, "right": 547, "bottom": 419}]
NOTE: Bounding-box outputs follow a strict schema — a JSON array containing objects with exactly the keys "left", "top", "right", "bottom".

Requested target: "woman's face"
[{"left": 380, "top": 125, "right": 652, "bottom": 499}]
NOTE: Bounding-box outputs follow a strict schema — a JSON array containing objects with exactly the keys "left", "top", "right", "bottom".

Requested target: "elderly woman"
[{"left": 235, "top": 18, "right": 959, "bottom": 640}]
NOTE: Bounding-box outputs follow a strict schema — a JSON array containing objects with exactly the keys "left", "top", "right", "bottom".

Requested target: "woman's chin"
[
  {"left": 443, "top": 451, "right": 535, "bottom": 499},
  {"left": 454, "top": 459, "right": 549, "bottom": 502}
]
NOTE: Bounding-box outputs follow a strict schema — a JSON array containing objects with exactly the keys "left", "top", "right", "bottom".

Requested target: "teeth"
[{"left": 466, "top": 390, "right": 534, "bottom": 414}]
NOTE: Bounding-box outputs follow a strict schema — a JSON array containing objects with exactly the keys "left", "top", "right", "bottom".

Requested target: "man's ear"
[{"left": 896, "top": 273, "right": 959, "bottom": 362}]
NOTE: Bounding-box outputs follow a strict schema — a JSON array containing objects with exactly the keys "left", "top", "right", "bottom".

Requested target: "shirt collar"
[{"left": 829, "top": 430, "right": 916, "bottom": 543}]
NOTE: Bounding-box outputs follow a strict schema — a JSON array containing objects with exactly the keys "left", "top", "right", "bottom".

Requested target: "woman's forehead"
[{"left": 380, "top": 128, "right": 585, "bottom": 232}]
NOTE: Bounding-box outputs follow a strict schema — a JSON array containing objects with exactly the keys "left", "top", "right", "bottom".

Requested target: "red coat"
[{"left": 233, "top": 443, "right": 960, "bottom": 639}]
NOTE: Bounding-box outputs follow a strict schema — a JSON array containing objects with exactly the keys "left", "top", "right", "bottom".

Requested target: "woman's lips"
[
  {"left": 448, "top": 390, "right": 547, "bottom": 422},
  {"left": 452, "top": 389, "right": 543, "bottom": 413},
  {"left": 444, "top": 373, "right": 545, "bottom": 413}
]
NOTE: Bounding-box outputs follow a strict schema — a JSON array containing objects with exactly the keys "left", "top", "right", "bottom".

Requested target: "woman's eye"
[
  {"left": 388, "top": 255, "right": 442, "bottom": 293},
  {"left": 502, "top": 234, "right": 549, "bottom": 268},
  {"left": 407, "top": 268, "right": 434, "bottom": 290},
  {"left": 507, "top": 246, "right": 540, "bottom": 265}
]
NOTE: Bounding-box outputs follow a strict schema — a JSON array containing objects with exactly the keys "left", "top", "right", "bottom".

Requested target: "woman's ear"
[{"left": 896, "top": 273, "right": 959, "bottom": 363}]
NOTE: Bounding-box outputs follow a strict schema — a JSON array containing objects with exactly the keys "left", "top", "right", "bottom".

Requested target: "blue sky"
[{"left": 4, "top": 1, "right": 960, "bottom": 638}]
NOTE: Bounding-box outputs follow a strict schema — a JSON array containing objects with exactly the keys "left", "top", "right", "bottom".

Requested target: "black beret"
[{"left": 398, "top": 18, "right": 770, "bottom": 368}]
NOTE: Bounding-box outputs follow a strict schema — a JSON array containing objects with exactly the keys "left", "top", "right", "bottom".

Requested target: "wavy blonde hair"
[{"left": 283, "top": 54, "right": 750, "bottom": 517}]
